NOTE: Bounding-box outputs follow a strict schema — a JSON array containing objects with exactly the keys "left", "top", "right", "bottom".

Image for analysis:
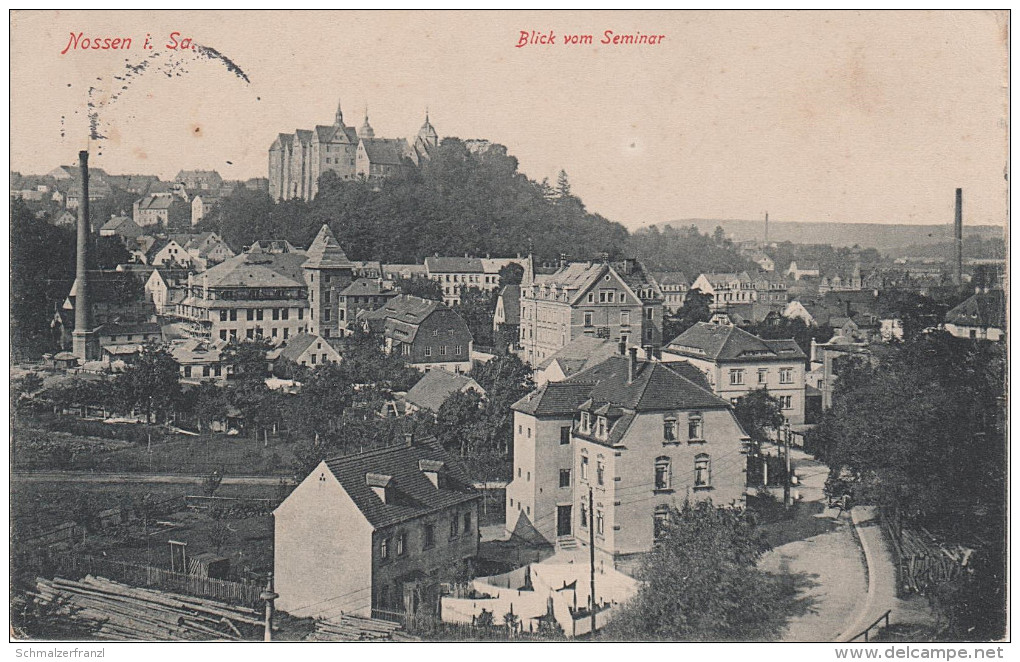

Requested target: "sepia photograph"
[{"left": 7, "top": 9, "right": 1010, "bottom": 652}]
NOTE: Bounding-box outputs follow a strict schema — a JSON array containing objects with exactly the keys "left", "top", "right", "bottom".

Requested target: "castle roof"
[{"left": 303, "top": 224, "right": 353, "bottom": 270}]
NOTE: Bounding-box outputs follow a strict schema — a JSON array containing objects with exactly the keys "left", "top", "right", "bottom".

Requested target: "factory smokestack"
[
  {"left": 72, "top": 150, "right": 97, "bottom": 362},
  {"left": 954, "top": 188, "right": 963, "bottom": 287},
  {"left": 764, "top": 211, "right": 769, "bottom": 245}
]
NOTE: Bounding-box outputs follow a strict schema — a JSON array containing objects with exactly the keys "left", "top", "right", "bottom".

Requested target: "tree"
[
  {"left": 555, "top": 170, "right": 571, "bottom": 199},
  {"left": 166, "top": 198, "right": 193, "bottom": 231},
  {"left": 664, "top": 288, "right": 713, "bottom": 341},
  {"left": 733, "top": 388, "right": 785, "bottom": 447},
  {"left": 396, "top": 277, "right": 444, "bottom": 302},
  {"left": 497, "top": 262, "right": 524, "bottom": 287},
  {"left": 113, "top": 343, "right": 181, "bottom": 424},
  {"left": 93, "top": 235, "right": 131, "bottom": 269},
  {"left": 603, "top": 500, "right": 799, "bottom": 641},
  {"left": 456, "top": 286, "right": 497, "bottom": 347}
]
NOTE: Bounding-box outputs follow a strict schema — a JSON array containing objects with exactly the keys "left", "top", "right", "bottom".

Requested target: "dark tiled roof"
[
  {"left": 200, "top": 250, "right": 308, "bottom": 288},
  {"left": 512, "top": 380, "right": 598, "bottom": 417},
  {"left": 425, "top": 256, "right": 484, "bottom": 273},
  {"left": 304, "top": 225, "right": 353, "bottom": 270},
  {"left": 666, "top": 322, "right": 804, "bottom": 361},
  {"left": 946, "top": 291, "right": 1006, "bottom": 329},
  {"left": 498, "top": 285, "right": 520, "bottom": 324},
  {"left": 340, "top": 278, "right": 396, "bottom": 297},
  {"left": 651, "top": 271, "right": 690, "bottom": 287},
  {"left": 576, "top": 355, "right": 730, "bottom": 412},
  {"left": 405, "top": 371, "right": 484, "bottom": 413},
  {"left": 361, "top": 138, "right": 411, "bottom": 166},
  {"left": 277, "top": 333, "right": 324, "bottom": 362},
  {"left": 324, "top": 439, "right": 480, "bottom": 530}
]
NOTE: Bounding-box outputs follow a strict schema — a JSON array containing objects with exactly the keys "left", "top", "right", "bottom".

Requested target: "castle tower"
[
  {"left": 357, "top": 109, "right": 375, "bottom": 140},
  {"left": 417, "top": 110, "right": 438, "bottom": 149},
  {"left": 334, "top": 98, "right": 344, "bottom": 127},
  {"left": 303, "top": 224, "right": 354, "bottom": 339}
]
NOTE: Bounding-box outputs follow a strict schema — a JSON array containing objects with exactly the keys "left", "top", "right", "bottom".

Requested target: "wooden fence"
[
  {"left": 880, "top": 515, "right": 974, "bottom": 595},
  {"left": 57, "top": 554, "right": 265, "bottom": 609}
]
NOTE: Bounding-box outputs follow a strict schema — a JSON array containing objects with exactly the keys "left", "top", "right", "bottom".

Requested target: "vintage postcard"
[{"left": 8, "top": 9, "right": 1009, "bottom": 653}]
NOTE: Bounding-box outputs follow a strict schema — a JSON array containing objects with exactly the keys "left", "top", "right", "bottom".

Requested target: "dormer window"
[
  {"left": 419, "top": 459, "right": 445, "bottom": 488},
  {"left": 581, "top": 411, "right": 591, "bottom": 432},
  {"left": 366, "top": 472, "right": 393, "bottom": 503},
  {"left": 597, "top": 416, "right": 607, "bottom": 439}
]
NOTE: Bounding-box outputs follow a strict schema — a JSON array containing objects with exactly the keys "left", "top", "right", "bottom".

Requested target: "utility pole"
[
  {"left": 783, "top": 425, "right": 792, "bottom": 509},
  {"left": 588, "top": 485, "right": 596, "bottom": 635},
  {"left": 260, "top": 572, "right": 278, "bottom": 642}
]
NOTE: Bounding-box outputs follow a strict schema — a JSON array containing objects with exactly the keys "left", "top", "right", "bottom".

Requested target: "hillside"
[{"left": 673, "top": 218, "right": 1005, "bottom": 253}]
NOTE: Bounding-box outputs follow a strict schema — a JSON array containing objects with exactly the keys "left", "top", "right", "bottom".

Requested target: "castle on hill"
[{"left": 268, "top": 99, "right": 439, "bottom": 202}]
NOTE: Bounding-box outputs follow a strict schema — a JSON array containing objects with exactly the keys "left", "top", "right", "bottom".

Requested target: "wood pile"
[
  {"left": 884, "top": 523, "right": 975, "bottom": 595},
  {"left": 33, "top": 575, "right": 266, "bottom": 641},
  {"left": 310, "top": 614, "right": 418, "bottom": 642}
]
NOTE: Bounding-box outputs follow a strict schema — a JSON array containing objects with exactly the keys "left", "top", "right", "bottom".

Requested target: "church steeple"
[
  {"left": 417, "top": 109, "right": 438, "bottom": 148},
  {"left": 335, "top": 98, "right": 344, "bottom": 126}
]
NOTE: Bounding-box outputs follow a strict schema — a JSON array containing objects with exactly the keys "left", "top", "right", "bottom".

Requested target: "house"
[
  {"left": 751, "top": 252, "right": 775, "bottom": 272},
  {"left": 53, "top": 210, "right": 77, "bottom": 227},
  {"left": 99, "top": 215, "right": 144, "bottom": 240},
  {"left": 519, "top": 259, "right": 664, "bottom": 367},
  {"left": 749, "top": 271, "right": 790, "bottom": 306},
  {"left": 169, "top": 339, "right": 228, "bottom": 382},
  {"left": 65, "top": 179, "right": 113, "bottom": 210},
  {"left": 133, "top": 193, "right": 175, "bottom": 226},
  {"left": 651, "top": 271, "right": 690, "bottom": 313},
  {"left": 356, "top": 137, "right": 415, "bottom": 179},
  {"left": 351, "top": 260, "right": 384, "bottom": 279},
  {"left": 337, "top": 278, "right": 399, "bottom": 335},
  {"left": 144, "top": 268, "right": 191, "bottom": 315},
  {"left": 275, "top": 333, "right": 343, "bottom": 369},
  {"left": 423, "top": 256, "right": 528, "bottom": 306},
  {"left": 358, "top": 295, "right": 473, "bottom": 374},
  {"left": 303, "top": 225, "right": 357, "bottom": 340},
  {"left": 492, "top": 284, "right": 520, "bottom": 349},
  {"left": 274, "top": 438, "right": 481, "bottom": 618},
  {"left": 146, "top": 238, "right": 192, "bottom": 268},
  {"left": 507, "top": 348, "right": 749, "bottom": 569},
  {"left": 786, "top": 261, "right": 821, "bottom": 281},
  {"left": 690, "top": 272, "right": 755, "bottom": 310},
  {"left": 55, "top": 270, "right": 157, "bottom": 350},
  {"left": 404, "top": 370, "right": 485, "bottom": 415},
  {"left": 534, "top": 336, "right": 620, "bottom": 386},
  {"left": 95, "top": 321, "right": 162, "bottom": 348},
  {"left": 661, "top": 322, "right": 808, "bottom": 424},
  {"left": 175, "top": 170, "right": 223, "bottom": 192},
  {"left": 382, "top": 263, "right": 428, "bottom": 281},
  {"left": 943, "top": 290, "right": 1006, "bottom": 341},
  {"left": 179, "top": 232, "right": 235, "bottom": 271},
  {"left": 190, "top": 194, "right": 220, "bottom": 226}
]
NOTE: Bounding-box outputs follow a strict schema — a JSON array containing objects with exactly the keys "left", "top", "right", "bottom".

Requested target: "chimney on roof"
[
  {"left": 628, "top": 347, "right": 638, "bottom": 383},
  {"left": 643, "top": 345, "right": 655, "bottom": 362},
  {"left": 404, "top": 432, "right": 414, "bottom": 447},
  {"left": 954, "top": 188, "right": 963, "bottom": 287},
  {"left": 559, "top": 253, "right": 567, "bottom": 269}
]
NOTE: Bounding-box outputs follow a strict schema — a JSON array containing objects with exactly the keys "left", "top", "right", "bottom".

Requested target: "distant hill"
[{"left": 668, "top": 218, "right": 1005, "bottom": 253}]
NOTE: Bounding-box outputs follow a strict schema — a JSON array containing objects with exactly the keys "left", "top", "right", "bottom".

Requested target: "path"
[{"left": 758, "top": 448, "right": 869, "bottom": 642}]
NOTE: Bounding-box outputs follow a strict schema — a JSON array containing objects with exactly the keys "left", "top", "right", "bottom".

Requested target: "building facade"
[
  {"left": 661, "top": 322, "right": 808, "bottom": 425},
  {"left": 519, "top": 259, "right": 664, "bottom": 367},
  {"left": 359, "top": 295, "right": 474, "bottom": 374}
]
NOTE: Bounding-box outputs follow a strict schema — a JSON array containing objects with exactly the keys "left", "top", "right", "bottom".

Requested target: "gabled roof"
[
  {"left": 200, "top": 250, "right": 308, "bottom": 288},
  {"left": 945, "top": 290, "right": 1006, "bottom": 329},
  {"left": 360, "top": 138, "right": 411, "bottom": 166},
  {"left": 497, "top": 285, "right": 520, "bottom": 324},
  {"left": 100, "top": 216, "right": 143, "bottom": 237},
  {"left": 665, "top": 322, "right": 806, "bottom": 362},
  {"left": 572, "top": 355, "right": 730, "bottom": 413},
  {"left": 382, "top": 263, "right": 427, "bottom": 279},
  {"left": 323, "top": 439, "right": 479, "bottom": 529},
  {"left": 340, "top": 278, "right": 397, "bottom": 297},
  {"left": 651, "top": 271, "right": 690, "bottom": 287},
  {"left": 136, "top": 194, "right": 174, "bottom": 210},
  {"left": 278, "top": 333, "right": 332, "bottom": 362},
  {"left": 537, "top": 336, "right": 618, "bottom": 373},
  {"left": 304, "top": 225, "right": 353, "bottom": 270},
  {"left": 512, "top": 380, "right": 599, "bottom": 417},
  {"left": 405, "top": 371, "right": 484, "bottom": 413},
  {"left": 425, "top": 256, "right": 484, "bottom": 274}
]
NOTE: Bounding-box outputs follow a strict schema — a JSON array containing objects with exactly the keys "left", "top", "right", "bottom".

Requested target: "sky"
[{"left": 10, "top": 10, "right": 1009, "bottom": 230}]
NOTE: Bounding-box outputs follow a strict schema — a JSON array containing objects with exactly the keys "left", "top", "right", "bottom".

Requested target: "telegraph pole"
[
  {"left": 261, "top": 572, "right": 279, "bottom": 642},
  {"left": 588, "top": 485, "right": 596, "bottom": 635},
  {"left": 783, "top": 424, "right": 792, "bottom": 509}
]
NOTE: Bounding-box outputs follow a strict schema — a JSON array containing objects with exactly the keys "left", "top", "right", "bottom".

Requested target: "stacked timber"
[
  {"left": 884, "top": 525, "right": 975, "bottom": 595},
  {"left": 310, "top": 614, "right": 419, "bottom": 642},
  {"left": 33, "top": 575, "right": 265, "bottom": 641}
]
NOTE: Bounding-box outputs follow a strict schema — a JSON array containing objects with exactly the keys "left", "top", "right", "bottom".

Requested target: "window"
[
  {"left": 620, "top": 310, "right": 630, "bottom": 326},
  {"left": 560, "top": 426, "right": 571, "bottom": 445},
  {"left": 653, "top": 504, "right": 670, "bottom": 538},
  {"left": 559, "top": 469, "right": 571, "bottom": 488},
  {"left": 440, "top": 345, "right": 447, "bottom": 356},
  {"left": 518, "top": 467, "right": 522, "bottom": 478},
  {"left": 581, "top": 411, "right": 591, "bottom": 432},
  {"left": 219, "top": 330, "right": 227, "bottom": 341},
  {"left": 432, "top": 329, "right": 439, "bottom": 336},
  {"left": 596, "top": 458, "right": 605, "bottom": 485},
  {"left": 527, "top": 471, "right": 531, "bottom": 481},
  {"left": 424, "top": 523, "right": 435, "bottom": 549},
  {"left": 424, "top": 346, "right": 432, "bottom": 357},
  {"left": 655, "top": 456, "right": 672, "bottom": 490},
  {"left": 283, "top": 328, "right": 289, "bottom": 339},
  {"left": 580, "top": 454, "right": 589, "bottom": 480},
  {"left": 324, "top": 308, "right": 331, "bottom": 322},
  {"left": 729, "top": 369, "right": 744, "bottom": 385},
  {"left": 646, "top": 328, "right": 653, "bottom": 341},
  {"left": 587, "top": 292, "right": 595, "bottom": 303},
  {"left": 579, "top": 500, "right": 588, "bottom": 528},
  {"left": 282, "top": 308, "right": 289, "bottom": 320},
  {"left": 256, "top": 309, "right": 264, "bottom": 321},
  {"left": 596, "top": 508, "right": 604, "bottom": 536},
  {"left": 397, "top": 532, "right": 406, "bottom": 556},
  {"left": 526, "top": 427, "right": 531, "bottom": 438},
  {"left": 597, "top": 417, "right": 606, "bottom": 438},
  {"left": 272, "top": 328, "right": 278, "bottom": 338},
  {"left": 518, "top": 424, "right": 523, "bottom": 434},
  {"left": 688, "top": 413, "right": 703, "bottom": 440},
  {"left": 455, "top": 345, "right": 462, "bottom": 355},
  {"left": 779, "top": 395, "right": 793, "bottom": 410},
  {"left": 229, "top": 309, "right": 237, "bottom": 322},
  {"left": 380, "top": 537, "right": 389, "bottom": 560},
  {"left": 247, "top": 309, "right": 255, "bottom": 321},
  {"left": 450, "top": 516, "right": 459, "bottom": 539},
  {"left": 297, "top": 309, "right": 303, "bottom": 320},
  {"left": 583, "top": 312, "right": 593, "bottom": 327},
  {"left": 402, "top": 344, "right": 411, "bottom": 356},
  {"left": 310, "top": 354, "right": 317, "bottom": 364},
  {"left": 779, "top": 368, "right": 793, "bottom": 384},
  {"left": 219, "top": 310, "right": 228, "bottom": 322},
  {"left": 463, "top": 512, "right": 472, "bottom": 533},
  {"left": 663, "top": 416, "right": 677, "bottom": 442},
  {"left": 758, "top": 369, "right": 768, "bottom": 384},
  {"left": 183, "top": 366, "right": 192, "bottom": 378},
  {"left": 246, "top": 329, "right": 254, "bottom": 339},
  {"left": 694, "top": 454, "right": 711, "bottom": 487},
  {"left": 646, "top": 308, "right": 654, "bottom": 320}
]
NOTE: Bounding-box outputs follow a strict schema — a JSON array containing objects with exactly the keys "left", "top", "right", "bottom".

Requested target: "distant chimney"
[
  {"left": 954, "top": 188, "right": 963, "bottom": 286},
  {"left": 628, "top": 347, "right": 638, "bottom": 383},
  {"left": 764, "top": 211, "right": 769, "bottom": 245},
  {"left": 643, "top": 345, "right": 654, "bottom": 361},
  {"left": 72, "top": 150, "right": 97, "bottom": 362},
  {"left": 559, "top": 253, "right": 567, "bottom": 269},
  {"left": 404, "top": 432, "right": 414, "bottom": 447},
  {"left": 618, "top": 340, "right": 627, "bottom": 356}
]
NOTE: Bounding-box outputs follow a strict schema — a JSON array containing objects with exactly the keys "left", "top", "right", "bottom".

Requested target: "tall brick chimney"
[
  {"left": 71, "top": 150, "right": 97, "bottom": 362},
  {"left": 954, "top": 188, "right": 963, "bottom": 287}
]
